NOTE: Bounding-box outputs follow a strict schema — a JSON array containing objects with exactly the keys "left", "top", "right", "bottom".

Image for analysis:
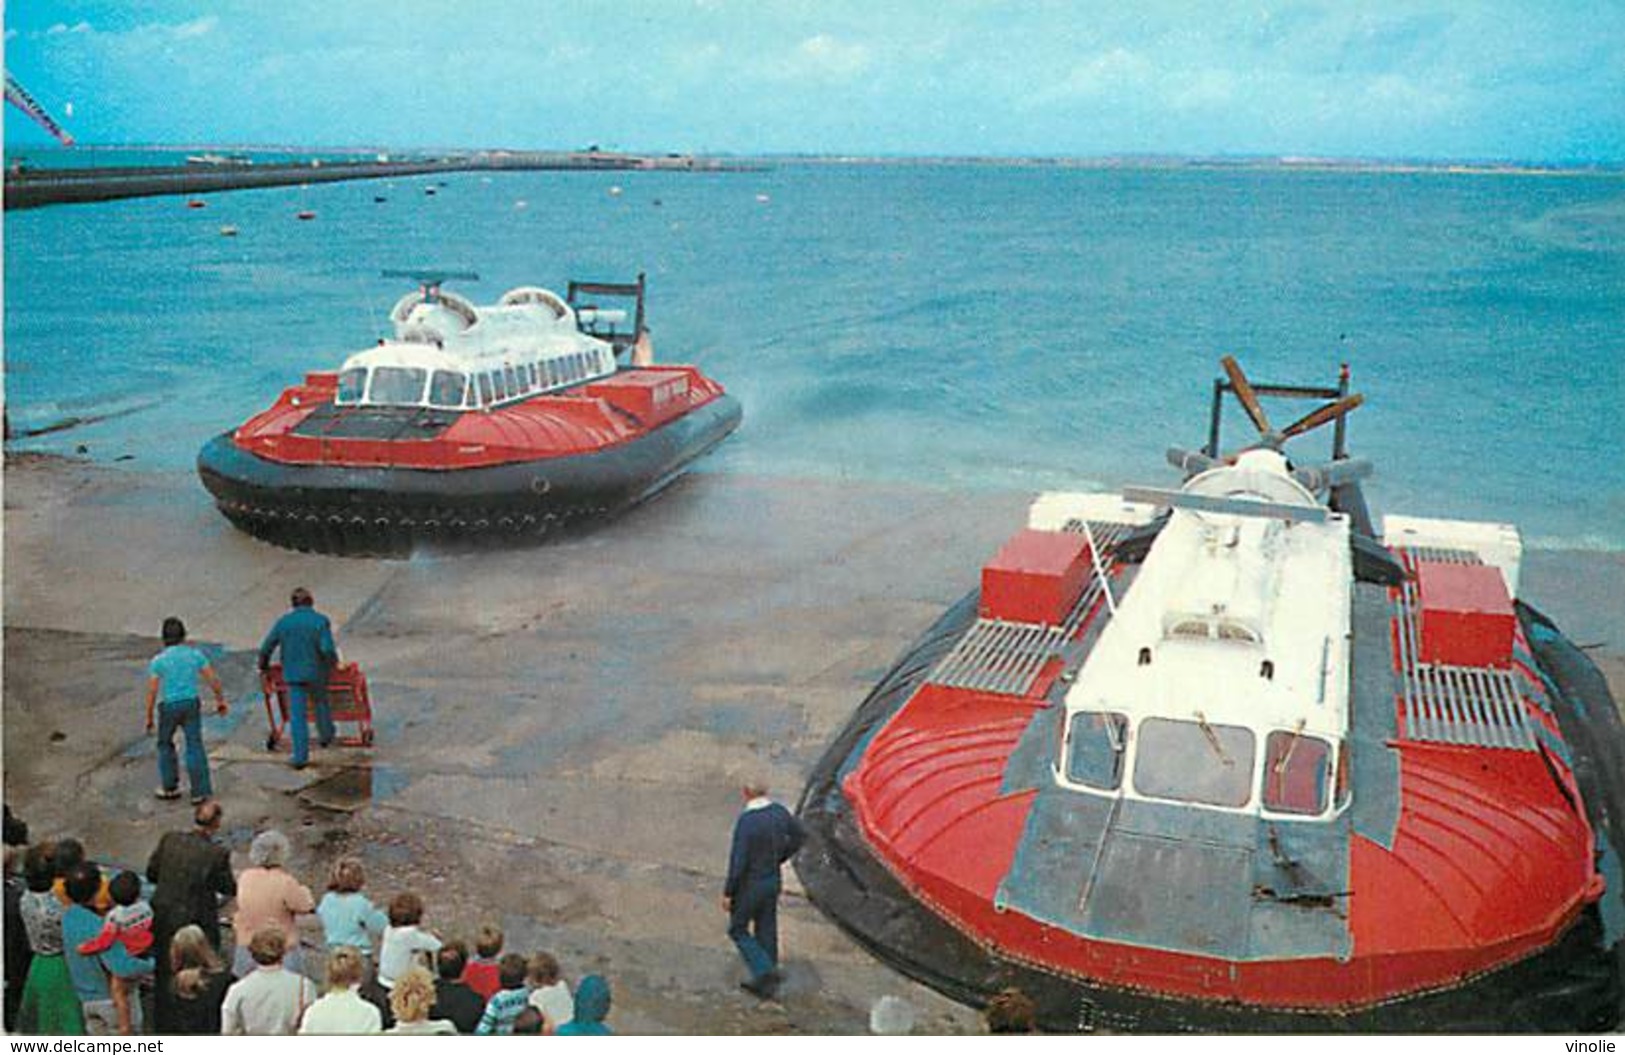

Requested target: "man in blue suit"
[
  {"left": 258, "top": 586, "right": 338, "bottom": 769},
  {"left": 723, "top": 778, "right": 805, "bottom": 1000}
]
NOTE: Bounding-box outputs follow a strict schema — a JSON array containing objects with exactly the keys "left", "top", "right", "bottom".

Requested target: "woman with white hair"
[{"left": 230, "top": 829, "right": 314, "bottom": 978}]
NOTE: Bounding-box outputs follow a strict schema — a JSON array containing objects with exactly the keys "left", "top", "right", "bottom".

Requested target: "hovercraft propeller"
[
  {"left": 1172, "top": 356, "right": 1380, "bottom": 541},
  {"left": 1157, "top": 356, "right": 1398, "bottom": 581},
  {"left": 1219, "top": 355, "right": 1365, "bottom": 453}
]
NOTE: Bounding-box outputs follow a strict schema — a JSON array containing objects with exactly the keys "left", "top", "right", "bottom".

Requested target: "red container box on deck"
[
  {"left": 1415, "top": 560, "right": 1516, "bottom": 669},
  {"left": 584, "top": 371, "right": 690, "bottom": 428},
  {"left": 980, "top": 529, "right": 1093, "bottom": 625}
]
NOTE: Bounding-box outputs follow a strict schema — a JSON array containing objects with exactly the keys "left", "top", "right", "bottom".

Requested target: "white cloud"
[
  {"left": 173, "top": 17, "right": 219, "bottom": 40},
  {"left": 787, "top": 33, "right": 872, "bottom": 80},
  {"left": 1032, "top": 48, "right": 1153, "bottom": 105},
  {"left": 1362, "top": 73, "right": 1455, "bottom": 116},
  {"left": 45, "top": 22, "right": 91, "bottom": 36},
  {"left": 1167, "top": 69, "right": 1237, "bottom": 111},
  {"left": 673, "top": 41, "right": 725, "bottom": 77}
]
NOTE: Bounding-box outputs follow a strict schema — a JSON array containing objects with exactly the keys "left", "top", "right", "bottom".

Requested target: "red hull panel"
[
  {"left": 583, "top": 367, "right": 692, "bottom": 430},
  {"left": 845, "top": 684, "right": 1041, "bottom": 901},
  {"left": 232, "top": 366, "right": 727, "bottom": 469}
]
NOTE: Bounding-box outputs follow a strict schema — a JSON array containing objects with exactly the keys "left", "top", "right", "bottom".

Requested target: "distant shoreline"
[
  {"left": 9, "top": 143, "right": 1622, "bottom": 179},
  {"left": 755, "top": 154, "right": 1625, "bottom": 177}
]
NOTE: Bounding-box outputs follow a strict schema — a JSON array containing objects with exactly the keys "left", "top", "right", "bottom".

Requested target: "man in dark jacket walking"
[
  {"left": 723, "top": 778, "right": 805, "bottom": 999},
  {"left": 258, "top": 586, "right": 339, "bottom": 769},
  {"left": 146, "top": 800, "right": 236, "bottom": 1031}
]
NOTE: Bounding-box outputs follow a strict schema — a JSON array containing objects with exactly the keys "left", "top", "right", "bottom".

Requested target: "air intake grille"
[
  {"left": 1392, "top": 549, "right": 1536, "bottom": 751},
  {"left": 1405, "top": 546, "right": 1482, "bottom": 565}
]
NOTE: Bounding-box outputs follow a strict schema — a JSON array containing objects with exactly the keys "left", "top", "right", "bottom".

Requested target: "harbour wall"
[{"left": 3, "top": 152, "right": 742, "bottom": 210}]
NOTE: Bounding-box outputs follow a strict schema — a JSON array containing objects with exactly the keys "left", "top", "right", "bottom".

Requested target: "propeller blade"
[
  {"left": 1281, "top": 393, "right": 1364, "bottom": 438},
  {"left": 1221, "top": 355, "right": 1273, "bottom": 436}
]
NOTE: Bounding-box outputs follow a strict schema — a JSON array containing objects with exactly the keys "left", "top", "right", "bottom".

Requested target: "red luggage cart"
[{"left": 261, "top": 663, "right": 375, "bottom": 750}]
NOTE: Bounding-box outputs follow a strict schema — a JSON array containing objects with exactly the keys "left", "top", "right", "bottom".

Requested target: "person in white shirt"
[
  {"left": 298, "top": 946, "right": 380, "bottom": 1034},
  {"left": 220, "top": 928, "right": 316, "bottom": 1035},
  {"left": 526, "top": 951, "right": 574, "bottom": 1031},
  {"left": 376, "top": 891, "right": 442, "bottom": 989}
]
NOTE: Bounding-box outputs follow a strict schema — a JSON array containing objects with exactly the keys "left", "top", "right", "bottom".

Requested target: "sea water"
[{"left": 4, "top": 161, "right": 1622, "bottom": 550}]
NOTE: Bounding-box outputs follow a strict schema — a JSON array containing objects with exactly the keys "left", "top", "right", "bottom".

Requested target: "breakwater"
[{"left": 3, "top": 151, "right": 748, "bottom": 209}]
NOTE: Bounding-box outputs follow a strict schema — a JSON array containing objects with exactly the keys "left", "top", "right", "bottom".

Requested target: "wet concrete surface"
[{"left": 3, "top": 453, "right": 1031, "bottom": 1034}]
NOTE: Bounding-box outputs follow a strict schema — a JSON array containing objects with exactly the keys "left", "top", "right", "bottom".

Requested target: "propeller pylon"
[{"left": 1220, "top": 355, "right": 1363, "bottom": 454}]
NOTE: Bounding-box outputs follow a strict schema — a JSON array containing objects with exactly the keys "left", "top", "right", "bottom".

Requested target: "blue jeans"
[
  {"left": 156, "top": 698, "right": 211, "bottom": 798},
  {"left": 727, "top": 876, "right": 780, "bottom": 983},
  {"left": 288, "top": 682, "right": 334, "bottom": 766}
]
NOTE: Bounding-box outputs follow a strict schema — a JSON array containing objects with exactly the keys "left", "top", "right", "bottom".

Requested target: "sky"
[{"left": 4, "top": 1, "right": 1623, "bottom": 162}]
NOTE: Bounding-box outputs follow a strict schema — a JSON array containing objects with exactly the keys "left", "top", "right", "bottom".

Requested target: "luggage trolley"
[{"left": 260, "top": 663, "right": 375, "bottom": 750}]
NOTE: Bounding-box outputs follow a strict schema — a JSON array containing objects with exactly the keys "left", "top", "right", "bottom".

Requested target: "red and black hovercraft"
[
  {"left": 798, "top": 357, "right": 1624, "bottom": 1032},
  {"left": 197, "top": 272, "right": 741, "bottom": 555}
]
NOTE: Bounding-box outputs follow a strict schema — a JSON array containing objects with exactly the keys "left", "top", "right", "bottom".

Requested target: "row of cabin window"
[
  {"left": 473, "top": 351, "right": 605, "bottom": 406},
  {"left": 336, "top": 351, "right": 607, "bottom": 409},
  {"left": 1063, "top": 712, "right": 1343, "bottom": 817}
]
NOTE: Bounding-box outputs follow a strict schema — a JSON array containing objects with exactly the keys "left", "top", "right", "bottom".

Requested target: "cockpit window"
[
  {"left": 428, "top": 370, "right": 467, "bottom": 408},
  {"left": 336, "top": 368, "right": 366, "bottom": 405},
  {"left": 1262, "top": 729, "right": 1332, "bottom": 815},
  {"left": 1133, "top": 717, "right": 1255, "bottom": 808},
  {"left": 476, "top": 372, "right": 494, "bottom": 406},
  {"left": 366, "top": 367, "right": 427, "bottom": 405},
  {"left": 1065, "top": 712, "right": 1128, "bottom": 790}
]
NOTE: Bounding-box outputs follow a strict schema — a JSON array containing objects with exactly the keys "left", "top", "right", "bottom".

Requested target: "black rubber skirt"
[
  {"left": 795, "top": 592, "right": 1625, "bottom": 1033},
  {"left": 197, "top": 395, "right": 741, "bottom": 556}
]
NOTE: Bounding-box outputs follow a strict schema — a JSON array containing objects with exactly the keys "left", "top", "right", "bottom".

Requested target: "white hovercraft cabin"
[{"left": 333, "top": 285, "right": 621, "bottom": 411}]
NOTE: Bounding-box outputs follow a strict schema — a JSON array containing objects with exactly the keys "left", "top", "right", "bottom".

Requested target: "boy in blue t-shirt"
[{"left": 144, "top": 616, "right": 229, "bottom": 803}]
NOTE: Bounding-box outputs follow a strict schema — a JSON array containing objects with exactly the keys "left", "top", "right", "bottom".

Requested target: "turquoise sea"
[{"left": 5, "top": 158, "right": 1623, "bottom": 550}]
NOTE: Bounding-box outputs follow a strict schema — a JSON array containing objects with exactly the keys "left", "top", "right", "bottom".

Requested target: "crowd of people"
[
  {"left": 1, "top": 597, "right": 1016, "bottom": 1036},
  {"left": 2, "top": 802, "right": 613, "bottom": 1036}
]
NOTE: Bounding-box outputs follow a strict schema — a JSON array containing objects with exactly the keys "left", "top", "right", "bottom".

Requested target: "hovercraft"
[
  {"left": 798, "top": 358, "right": 1624, "bottom": 1032},
  {"left": 198, "top": 271, "right": 741, "bottom": 555}
]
